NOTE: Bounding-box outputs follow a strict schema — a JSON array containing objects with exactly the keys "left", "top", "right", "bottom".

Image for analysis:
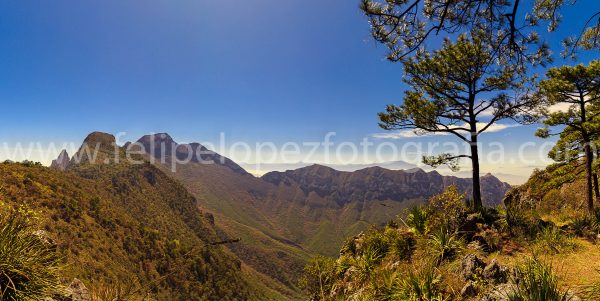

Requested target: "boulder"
[
  {"left": 54, "top": 279, "right": 91, "bottom": 301},
  {"left": 478, "top": 283, "right": 516, "bottom": 301},
  {"left": 460, "top": 280, "right": 477, "bottom": 298},
  {"left": 483, "top": 259, "right": 507, "bottom": 284},
  {"left": 460, "top": 254, "right": 485, "bottom": 281}
]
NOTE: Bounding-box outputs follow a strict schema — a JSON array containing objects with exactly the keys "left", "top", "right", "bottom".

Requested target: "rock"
[
  {"left": 565, "top": 291, "right": 582, "bottom": 301},
  {"left": 460, "top": 254, "right": 485, "bottom": 281},
  {"left": 67, "top": 278, "right": 91, "bottom": 301},
  {"left": 478, "top": 283, "right": 516, "bottom": 301},
  {"left": 460, "top": 280, "right": 477, "bottom": 298},
  {"left": 49, "top": 279, "right": 91, "bottom": 301},
  {"left": 50, "top": 150, "right": 70, "bottom": 171},
  {"left": 462, "top": 213, "right": 485, "bottom": 233},
  {"left": 33, "top": 230, "right": 57, "bottom": 250},
  {"left": 483, "top": 259, "right": 507, "bottom": 284}
]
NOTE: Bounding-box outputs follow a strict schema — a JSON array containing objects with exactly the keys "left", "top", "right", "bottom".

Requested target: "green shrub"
[
  {"left": 400, "top": 263, "right": 449, "bottom": 301},
  {"left": 534, "top": 227, "right": 577, "bottom": 254},
  {"left": 507, "top": 258, "right": 571, "bottom": 301},
  {"left": 0, "top": 212, "right": 62, "bottom": 300},
  {"left": 405, "top": 206, "right": 429, "bottom": 235},
  {"left": 356, "top": 245, "right": 385, "bottom": 281},
  {"left": 382, "top": 227, "right": 416, "bottom": 260},
  {"left": 373, "top": 270, "right": 404, "bottom": 301},
  {"left": 428, "top": 227, "right": 463, "bottom": 264},
  {"left": 427, "top": 186, "right": 468, "bottom": 233},
  {"left": 298, "top": 255, "right": 337, "bottom": 300},
  {"left": 505, "top": 206, "right": 544, "bottom": 238}
]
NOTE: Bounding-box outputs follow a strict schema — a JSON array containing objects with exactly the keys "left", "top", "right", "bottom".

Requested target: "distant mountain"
[
  {"left": 262, "top": 164, "right": 510, "bottom": 207},
  {"left": 243, "top": 161, "right": 527, "bottom": 185},
  {"left": 258, "top": 164, "right": 511, "bottom": 254},
  {"left": 242, "top": 160, "right": 419, "bottom": 175},
  {"left": 135, "top": 133, "right": 248, "bottom": 175}
]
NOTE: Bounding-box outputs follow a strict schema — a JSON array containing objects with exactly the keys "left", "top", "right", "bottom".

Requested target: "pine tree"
[
  {"left": 535, "top": 60, "right": 600, "bottom": 212},
  {"left": 378, "top": 32, "right": 537, "bottom": 210}
]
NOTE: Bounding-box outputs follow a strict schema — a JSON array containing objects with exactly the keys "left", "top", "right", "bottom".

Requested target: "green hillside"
[{"left": 0, "top": 160, "right": 256, "bottom": 300}]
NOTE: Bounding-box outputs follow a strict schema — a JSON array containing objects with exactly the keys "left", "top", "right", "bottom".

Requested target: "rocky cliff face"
[
  {"left": 50, "top": 150, "right": 70, "bottom": 171},
  {"left": 262, "top": 164, "right": 511, "bottom": 207}
]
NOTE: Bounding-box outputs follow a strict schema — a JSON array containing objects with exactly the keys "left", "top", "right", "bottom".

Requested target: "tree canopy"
[
  {"left": 361, "top": 0, "right": 599, "bottom": 62},
  {"left": 535, "top": 60, "right": 600, "bottom": 212}
]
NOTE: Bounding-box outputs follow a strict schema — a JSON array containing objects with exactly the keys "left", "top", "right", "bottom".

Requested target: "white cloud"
[
  {"left": 547, "top": 102, "right": 572, "bottom": 113},
  {"left": 371, "top": 131, "right": 446, "bottom": 139},
  {"left": 478, "top": 122, "right": 520, "bottom": 133},
  {"left": 372, "top": 123, "right": 520, "bottom": 139}
]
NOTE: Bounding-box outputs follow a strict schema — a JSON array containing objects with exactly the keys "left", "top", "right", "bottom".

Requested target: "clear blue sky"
[{"left": 0, "top": 1, "right": 596, "bottom": 181}]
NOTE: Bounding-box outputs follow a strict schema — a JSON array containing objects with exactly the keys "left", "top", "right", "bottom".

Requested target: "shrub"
[
  {"left": 382, "top": 227, "right": 416, "bottom": 260},
  {"left": 427, "top": 186, "right": 468, "bottom": 233},
  {"left": 400, "top": 263, "right": 449, "bottom": 301},
  {"left": 570, "top": 215, "right": 596, "bottom": 236},
  {"left": 505, "top": 205, "right": 544, "bottom": 238},
  {"left": 405, "top": 206, "right": 429, "bottom": 235},
  {"left": 372, "top": 270, "right": 403, "bottom": 301},
  {"left": 427, "top": 227, "right": 463, "bottom": 264},
  {"left": 0, "top": 212, "right": 62, "bottom": 300},
  {"left": 507, "top": 258, "right": 571, "bottom": 301},
  {"left": 356, "top": 245, "right": 385, "bottom": 281},
  {"left": 298, "top": 255, "right": 337, "bottom": 300},
  {"left": 534, "top": 226, "right": 577, "bottom": 254}
]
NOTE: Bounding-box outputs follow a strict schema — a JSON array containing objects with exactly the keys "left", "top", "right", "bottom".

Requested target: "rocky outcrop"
[
  {"left": 50, "top": 278, "right": 91, "bottom": 301},
  {"left": 460, "top": 254, "right": 485, "bottom": 281},
  {"left": 459, "top": 254, "right": 510, "bottom": 299},
  {"left": 50, "top": 150, "right": 70, "bottom": 171},
  {"left": 69, "top": 132, "right": 119, "bottom": 165}
]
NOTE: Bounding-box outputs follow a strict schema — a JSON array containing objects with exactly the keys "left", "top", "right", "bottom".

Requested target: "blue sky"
[{"left": 0, "top": 1, "right": 597, "bottom": 182}]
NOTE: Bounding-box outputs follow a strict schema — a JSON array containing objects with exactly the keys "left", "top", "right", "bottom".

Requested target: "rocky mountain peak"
[
  {"left": 82, "top": 131, "right": 116, "bottom": 147},
  {"left": 50, "top": 149, "right": 70, "bottom": 171},
  {"left": 137, "top": 133, "right": 176, "bottom": 146}
]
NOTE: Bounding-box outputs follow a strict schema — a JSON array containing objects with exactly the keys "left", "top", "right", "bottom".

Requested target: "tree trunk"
[
  {"left": 581, "top": 93, "right": 594, "bottom": 213},
  {"left": 594, "top": 173, "right": 600, "bottom": 203},
  {"left": 470, "top": 136, "right": 482, "bottom": 210},
  {"left": 585, "top": 142, "right": 594, "bottom": 213}
]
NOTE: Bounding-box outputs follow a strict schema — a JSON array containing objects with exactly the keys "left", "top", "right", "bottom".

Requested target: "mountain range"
[{"left": 44, "top": 131, "right": 512, "bottom": 300}]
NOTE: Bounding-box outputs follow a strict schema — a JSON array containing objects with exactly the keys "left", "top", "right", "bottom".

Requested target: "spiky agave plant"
[
  {"left": 428, "top": 227, "right": 463, "bottom": 265},
  {"left": 0, "top": 213, "right": 62, "bottom": 300},
  {"left": 405, "top": 206, "right": 429, "bottom": 235},
  {"left": 400, "top": 263, "right": 449, "bottom": 301},
  {"left": 507, "top": 258, "right": 571, "bottom": 301}
]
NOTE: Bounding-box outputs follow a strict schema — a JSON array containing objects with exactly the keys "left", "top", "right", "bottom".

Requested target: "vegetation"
[
  {"left": 507, "top": 258, "right": 571, "bottom": 301},
  {"left": 299, "top": 185, "right": 597, "bottom": 300},
  {"left": 0, "top": 160, "right": 255, "bottom": 300},
  {"left": 535, "top": 60, "right": 600, "bottom": 212},
  {"left": 0, "top": 205, "right": 62, "bottom": 300}
]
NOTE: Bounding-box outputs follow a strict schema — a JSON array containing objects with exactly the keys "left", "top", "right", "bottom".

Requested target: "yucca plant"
[
  {"left": 0, "top": 213, "right": 62, "bottom": 300},
  {"left": 534, "top": 226, "right": 577, "bottom": 254},
  {"left": 373, "top": 270, "right": 403, "bottom": 301},
  {"left": 356, "top": 245, "right": 385, "bottom": 281},
  {"left": 406, "top": 206, "right": 429, "bottom": 235},
  {"left": 428, "top": 227, "right": 463, "bottom": 264},
  {"left": 400, "top": 263, "right": 449, "bottom": 301},
  {"left": 507, "top": 258, "right": 571, "bottom": 301}
]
